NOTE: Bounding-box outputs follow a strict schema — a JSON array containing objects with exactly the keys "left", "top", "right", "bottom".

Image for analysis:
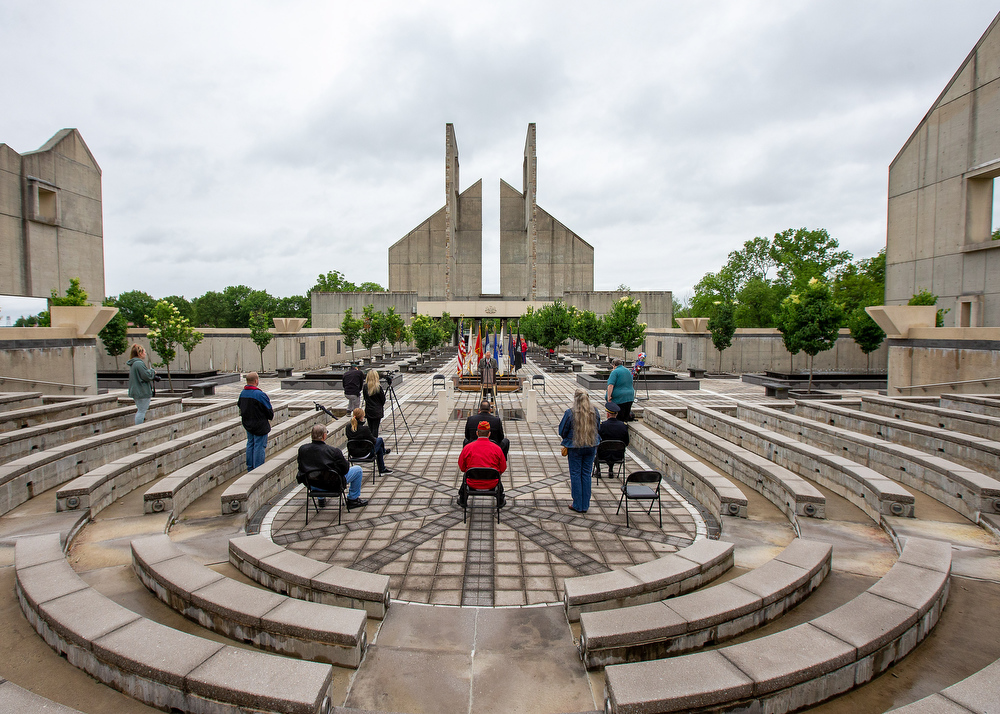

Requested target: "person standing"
[
  {"left": 342, "top": 362, "right": 363, "bottom": 412},
  {"left": 127, "top": 344, "right": 156, "bottom": 425},
  {"left": 606, "top": 357, "right": 636, "bottom": 422},
  {"left": 457, "top": 420, "right": 507, "bottom": 508},
  {"left": 362, "top": 369, "right": 386, "bottom": 437},
  {"left": 558, "top": 389, "right": 602, "bottom": 513},
  {"left": 238, "top": 371, "right": 273, "bottom": 471}
]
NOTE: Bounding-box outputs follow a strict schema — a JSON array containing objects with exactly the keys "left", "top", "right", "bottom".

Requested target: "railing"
[
  {"left": 900, "top": 375, "right": 1000, "bottom": 391},
  {"left": 0, "top": 375, "right": 91, "bottom": 391}
]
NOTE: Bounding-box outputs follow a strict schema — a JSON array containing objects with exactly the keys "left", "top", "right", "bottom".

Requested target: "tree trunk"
[
  {"left": 259, "top": 348, "right": 265, "bottom": 372},
  {"left": 718, "top": 349, "right": 722, "bottom": 373},
  {"left": 808, "top": 355, "right": 814, "bottom": 392},
  {"left": 166, "top": 364, "right": 174, "bottom": 392}
]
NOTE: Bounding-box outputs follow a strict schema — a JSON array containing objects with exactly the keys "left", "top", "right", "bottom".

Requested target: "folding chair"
[
  {"left": 461, "top": 467, "right": 504, "bottom": 524},
  {"left": 432, "top": 374, "right": 447, "bottom": 393},
  {"left": 298, "top": 469, "right": 348, "bottom": 526},
  {"left": 531, "top": 374, "right": 545, "bottom": 394},
  {"left": 616, "top": 470, "right": 662, "bottom": 528},
  {"left": 347, "top": 438, "right": 378, "bottom": 485},
  {"left": 595, "top": 439, "right": 627, "bottom": 480}
]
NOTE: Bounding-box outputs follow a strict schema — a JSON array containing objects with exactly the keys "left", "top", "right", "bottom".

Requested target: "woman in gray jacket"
[{"left": 127, "top": 344, "right": 156, "bottom": 424}]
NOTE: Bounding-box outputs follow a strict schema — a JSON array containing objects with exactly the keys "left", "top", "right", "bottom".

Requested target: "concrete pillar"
[
  {"left": 437, "top": 390, "right": 452, "bottom": 421},
  {"left": 525, "top": 388, "right": 537, "bottom": 423}
]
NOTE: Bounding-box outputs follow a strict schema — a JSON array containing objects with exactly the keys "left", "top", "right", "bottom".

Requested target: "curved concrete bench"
[
  {"left": 797, "top": 399, "right": 1000, "bottom": 479},
  {"left": 143, "top": 407, "right": 315, "bottom": 517},
  {"left": 737, "top": 400, "right": 1000, "bottom": 525},
  {"left": 686, "top": 405, "right": 915, "bottom": 522},
  {"left": 862, "top": 394, "right": 1000, "bottom": 442},
  {"left": 941, "top": 394, "right": 1000, "bottom": 418},
  {"left": 15, "top": 533, "right": 334, "bottom": 714},
  {"left": 580, "top": 538, "right": 832, "bottom": 669},
  {"left": 604, "top": 537, "right": 951, "bottom": 714},
  {"left": 888, "top": 657, "right": 1000, "bottom": 712},
  {"left": 0, "top": 400, "right": 183, "bottom": 465},
  {"left": 0, "top": 394, "right": 119, "bottom": 432},
  {"left": 563, "top": 538, "right": 734, "bottom": 623},
  {"left": 0, "top": 677, "right": 83, "bottom": 713},
  {"left": 55, "top": 407, "right": 278, "bottom": 516},
  {"left": 643, "top": 407, "right": 825, "bottom": 525},
  {"left": 627, "top": 420, "right": 748, "bottom": 522},
  {"left": 0, "top": 390, "right": 44, "bottom": 413},
  {"left": 0, "top": 401, "right": 234, "bottom": 518},
  {"left": 220, "top": 414, "right": 352, "bottom": 517},
  {"left": 131, "top": 534, "right": 367, "bottom": 668},
  {"left": 230, "top": 534, "right": 391, "bottom": 619}
]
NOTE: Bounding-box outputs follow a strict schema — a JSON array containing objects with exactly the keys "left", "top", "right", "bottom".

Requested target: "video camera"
[{"left": 381, "top": 370, "right": 400, "bottom": 387}]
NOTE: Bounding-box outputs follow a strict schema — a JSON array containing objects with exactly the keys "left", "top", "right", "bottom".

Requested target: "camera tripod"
[{"left": 382, "top": 372, "right": 414, "bottom": 452}]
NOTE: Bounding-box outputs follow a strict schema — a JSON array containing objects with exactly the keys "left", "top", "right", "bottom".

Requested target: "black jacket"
[
  {"left": 237, "top": 387, "right": 273, "bottom": 436},
  {"left": 363, "top": 384, "right": 386, "bottom": 419},
  {"left": 465, "top": 411, "right": 505, "bottom": 447},
  {"left": 342, "top": 368, "right": 363, "bottom": 396},
  {"left": 345, "top": 422, "right": 377, "bottom": 457},
  {"left": 297, "top": 440, "right": 350, "bottom": 480},
  {"left": 599, "top": 417, "right": 629, "bottom": 446}
]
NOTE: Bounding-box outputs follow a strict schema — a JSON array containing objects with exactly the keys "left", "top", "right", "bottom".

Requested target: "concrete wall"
[
  {"left": 576, "top": 328, "right": 888, "bottom": 375},
  {"left": 884, "top": 328, "right": 1000, "bottom": 396},
  {"left": 310, "top": 292, "right": 416, "bottom": 331},
  {"left": 0, "top": 129, "right": 105, "bottom": 302},
  {"left": 0, "top": 329, "right": 99, "bottom": 395},
  {"left": 97, "top": 327, "right": 380, "bottom": 374},
  {"left": 886, "top": 11, "right": 1000, "bottom": 327},
  {"left": 565, "top": 290, "right": 673, "bottom": 331}
]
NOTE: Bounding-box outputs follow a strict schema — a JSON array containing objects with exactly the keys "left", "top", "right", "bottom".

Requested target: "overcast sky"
[{"left": 2, "top": 1, "right": 998, "bottom": 317}]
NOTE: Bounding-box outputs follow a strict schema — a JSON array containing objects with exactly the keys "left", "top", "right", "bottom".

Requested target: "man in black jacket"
[
  {"left": 463, "top": 399, "right": 509, "bottom": 457},
  {"left": 342, "top": 363, "right": 363, "bottom": 412},
  {"left": 297, "top": 424, "right": 368, "bottom": 508}
]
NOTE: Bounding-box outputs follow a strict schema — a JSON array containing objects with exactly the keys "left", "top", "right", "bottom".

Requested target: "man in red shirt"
[{"left": 457, "top": 420, "right": 507, "bottom": 508}]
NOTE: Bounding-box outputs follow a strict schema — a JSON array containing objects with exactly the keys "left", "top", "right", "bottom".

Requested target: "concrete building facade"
[
  {"left": 886, "top": 11, "right": 1000, "bottom": 327},
  {"left": 0, "top": 129, "right": 105, "bottom": 302}
]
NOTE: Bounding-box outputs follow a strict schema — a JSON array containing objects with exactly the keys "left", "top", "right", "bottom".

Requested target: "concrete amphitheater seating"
[
  {"left": 0, "top": 677, "right": 84, "bottom": 713},
  {"left": 0, "top": 393, "right": 120, "bottom": 430},
  {"left": 861, "top": 394, "right": 1000, "bottom": 441},
  {"left": 229, "top": 534, "right": 391, "bottom": 619},
  {"left": 888, "top": 657, "right": 1000, "bottom": 713},
  {"left": 603, "top": 537, "right": 952, "bottom": 714},
  {"left": 15, "top": 533, "right": 335, "bottom": 714},
  {"left": 642, "top": 407, "right": 826, "bottom": 523},
  {"left": 131, "top": 534, "right": 368, "bottom": 668},
  {"left": 563, "top": 538, "right": 735, "bottom": 623},
  {"left": 579, "top": 538, "right": 832, "bottom": 669}
]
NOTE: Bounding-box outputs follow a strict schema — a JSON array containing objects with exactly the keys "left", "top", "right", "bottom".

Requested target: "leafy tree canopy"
[{"left": 114, "top": 290, "right": 158, "bottom": 327}]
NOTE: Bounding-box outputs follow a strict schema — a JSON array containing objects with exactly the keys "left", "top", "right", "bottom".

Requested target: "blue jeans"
[
  {"left": 568, "top": 446, "right": 597, "bottom": 512},
  {"left": 345, "top": 465, "right": 364, "bottom": 500},
  {"left": 134, "top": 397, "right": 151, "bottom": 425},
  {"left": 373, "top": 437, "right": 388, "bottom": 472},
  {"left": 246, "top": 432, "right": 267, "bottom": 471}
]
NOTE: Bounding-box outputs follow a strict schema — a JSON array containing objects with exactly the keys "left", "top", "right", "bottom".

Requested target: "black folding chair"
[
  {"left": 616, "top": 470, "right": 662, "bottom": 528},
  {"left": 298, "top": 469, "right": 348, "bottom": 526},
  {"left": 347, "top": 438, "right": 378, "bottom": 485},
  {"left": 595, "top": 439, "right": 627, "bottom": 480},
  {"left": 461, "top": 467, "right": 504, "bottom": 524}
]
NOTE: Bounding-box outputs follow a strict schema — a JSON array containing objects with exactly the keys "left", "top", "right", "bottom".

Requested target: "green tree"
[
  {"left": 146, "top": 301, "right": 192, "bottom": 391},
  {"left": 908, "top": 289, "right": 948, "bottom": 327},
  {"left": 360, "top": 305, "right": 382, "bottom": 360},
  {"left": 98, "top": 297, "right": 129, "bottom": 370},
  {"left": 604, "top": 295, "right": 646, "bottom": 361},
  {"left": 572, "top": 310, "right": 603, "bottom": 353},
  {"left": 436, "top": 312, "right": 456, "bottom": 349},
  {"left": 114, "top": 290, "right": 158, "bottom": 327},
  {"left": 410, "top": 314, "right": 439, "bottom": 354},
  {"left": 192, "top": 290, "right": 228, "bottom": 327},
  {"left": 179, "top": 325, "right": 205, "bottom": 372},
  {"left": 222, "top": 285, "right": 274, "bottom": 328},
  {"left": 533, "top": 300, "right": 575, "bottom": 353},
  {"left": 33, "top": 277, "right": 90, "bottom": 326},
  {"left": 311, "top": 270, "right": 357, "bottom": 293},
  {"left": 357, "top": 281, "right": 386, "bottom": 292},
  {"left": 249, "top": 311, "right": 273, "bottom": 371},
  {"left": 274, "top": 294, "right": 311, "bottom": 326},
  {"left": 384, "top": 306, "right": 407, "bottom": 352},
  {"left": 340, "top": 307, "right": 362, "bottom": 359},
  {"left": 770, "top": 227, "right": 852, "bottom": 290},
  {"left": 847, "top": 307, "right": 884, "bottom": 372},
  {"left": 833, "top": 249, "right": 885, "bottom": 315},
  {"left": 735, "top": 277, "right": 784, "bottom": 328},
  {"left": 708, "top": 300, "right": 737, "bottom": 373},
  {"left": 163, "top": 295, "right": 195, "bottom": 322},
  {"left": 777, "top": 278, "right": 845, "bottom": 391},
  {"left": 519, "top": 306, "right": 538, "bottom": 346}
]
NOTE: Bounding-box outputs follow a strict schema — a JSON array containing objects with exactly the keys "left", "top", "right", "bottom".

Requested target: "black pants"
[{"left": 616, "top": 401, "right": 634, "bottom": 422}]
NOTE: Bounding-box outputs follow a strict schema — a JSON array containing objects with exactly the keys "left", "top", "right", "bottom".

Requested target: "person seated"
[
  {"left": 297, "top": 424, "right": 368, "bottom": 508},
  {"left": 345, "top": 407, "right": 392, "bottom": 475},
  {"left": 457, "top": 420, "right": 507, "bottom": 508},
  {"left": 463, "top": 399, "right": 510, "bottom": 457},
  {"left": 595, "top": 401, "right": 629, "bottom": 479},
  {"left": 598, "top": 401, "right": 629, "bottom": 445}
]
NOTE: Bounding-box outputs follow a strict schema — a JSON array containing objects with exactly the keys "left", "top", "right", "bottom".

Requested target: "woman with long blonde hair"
[
  {"left": 362, "top": 369, "right": 387, "bottom": 437},
  {"left": 345, "top": 407, "right": 392, "bottom": 475},
  {"left": 557, "top": 389, "right": 602, "bottom": 513}
]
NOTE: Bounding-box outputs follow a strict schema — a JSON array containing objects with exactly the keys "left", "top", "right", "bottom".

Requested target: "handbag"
[{"left": 561, "top": 446, "right": 568, "bottom": 456}]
